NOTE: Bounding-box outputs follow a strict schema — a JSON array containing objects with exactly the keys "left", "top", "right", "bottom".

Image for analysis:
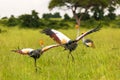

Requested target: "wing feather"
[
  {"left": 75, "top": 24, "right": 101, "bottom": 42},
  {"left": 41, "top": 44, "right": 61, "bottom": 53},
  {"left": 41, "top": 28, "right": 71, "bottom": 44},
  {"left": 11, "top": 48, "right": 34, "bottom": 55}
]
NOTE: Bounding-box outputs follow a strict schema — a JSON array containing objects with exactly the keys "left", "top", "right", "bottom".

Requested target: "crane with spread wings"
[
  {"left": 41, "top": 24, "right": 101, "bottom": 61},
  {"left": 11, "top": 44, "right": 60, "bottom": 72}
]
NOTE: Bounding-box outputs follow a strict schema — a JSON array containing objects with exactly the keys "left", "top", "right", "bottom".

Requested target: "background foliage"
[{"left": 0, "top": 10, "right": 120, "bottom": 29}]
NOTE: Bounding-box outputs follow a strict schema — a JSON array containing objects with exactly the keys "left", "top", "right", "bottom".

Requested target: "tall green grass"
[{"left": 0, "top": 26, "right": 120, "bottom": 80}]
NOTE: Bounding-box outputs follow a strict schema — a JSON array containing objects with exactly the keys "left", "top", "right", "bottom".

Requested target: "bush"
[
  {"left": 18, "top": 10, "right": 40, "bottom": 28},
  {"left": 42, "top": 12, "right": 61, "bottom": 19},
  {"left": 6, "top": 15, "right": 18, "bottom": 26},
  {"left": 19, "top": 15, "right": 40, "bottom": 28},
  {"left": 52, "top": 12, "right": 61, "bottom": 18},
  {"left": 107, "top": 13, "right": 116, "bottom": 20},
  {"left": 64, "top": 14, "right": 70, "bottom": 20}
]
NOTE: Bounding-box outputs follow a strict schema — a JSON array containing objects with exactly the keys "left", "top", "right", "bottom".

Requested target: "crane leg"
[
  {"left": 34, "top": 58, "right": 41, "bottom": 72},
  {"left": 70, "top": 53, "right": 74, "bottom": 62},
  {"left": 68, "top": 51, "right": 75, "bottom": 62},
  {"left": 34, "top": 58, "right": 37, "bottom": 72}
]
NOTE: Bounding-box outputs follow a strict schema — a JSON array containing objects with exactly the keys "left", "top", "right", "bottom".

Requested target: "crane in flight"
[
  {"left": 41, "top": 24, "right": 101, "bottom": 61},
  {"left": 11, "top": 44, "right": 60, "bottom": 72}
]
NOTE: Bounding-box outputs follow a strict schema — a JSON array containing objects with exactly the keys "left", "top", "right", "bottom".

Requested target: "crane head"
[{"left": 86, "top": 42, "right": 95, "bottom": 48}]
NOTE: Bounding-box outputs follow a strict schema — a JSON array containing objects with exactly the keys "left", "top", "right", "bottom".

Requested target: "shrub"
[{"left": 6, "top": 15, "right": 18, "bottom": 26}]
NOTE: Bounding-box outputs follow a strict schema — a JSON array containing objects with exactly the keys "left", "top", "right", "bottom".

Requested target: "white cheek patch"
[{"left": 86, "top": 43, "right": 92, "bottom": 46}]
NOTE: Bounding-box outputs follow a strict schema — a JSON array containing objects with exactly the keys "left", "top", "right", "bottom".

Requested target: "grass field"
[{"left": 0, "top": 25, "right": 120, "bottom": 80}]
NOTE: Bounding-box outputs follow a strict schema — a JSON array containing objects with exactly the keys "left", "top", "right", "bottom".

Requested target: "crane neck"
[
  {"left": 76, "top": 28, "right": 80, "bottom": 38},
  {"left": 82, "top": 37, "right": 85, "bottom": 42}
]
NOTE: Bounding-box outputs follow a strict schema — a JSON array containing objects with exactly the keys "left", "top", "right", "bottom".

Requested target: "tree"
[
  {"left": 52, "top": 12, "right": 61, "bottom": 18},
  {"left": 18, "top": 10, "right": 40, "bottom": 27},
  {"left": 91, "top": 6, "right": 104, "bottom": 20},
  {"left": 49, "top": 0, "right": 120, "bottom": 27},
  {"left": 77, "top": 12, "right": 90, "bottom": 20},
  {"left": 7, "top": 15, "right": 18, "bottom": 26},
  {"left": 107, "top": 6, "right": 116, "bottom": 20},
  {"left": 19, "top": 14, "right": 33, "bottom": 27},
  {"left": 42, "top": 13, "right": 53, "bottom": 19},
  {"left": 32, "top": 10, "right": 39, "bottom": 20},
  {"left": 31, "top": 10, "right": 40, "bottom": 27},
  {"left": 64, "top": 13, "right": 70, "bottom": 20},
  {"left": 42, "top": 12, "right": 61, "bottom": 19}
]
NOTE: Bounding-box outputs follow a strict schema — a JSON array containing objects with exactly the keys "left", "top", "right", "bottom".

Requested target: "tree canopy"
[
  {"left": 49, "top": 0, "right": 120, "bottom": 9},
  {"left": 49, "top": 0, "right": 120, "bottom": 26},
  {"left": 42, "top": 12, "right": 61, "bottom": 19},
  {"left": 18, "top": 10, "right": 40, "bottom": 27}
]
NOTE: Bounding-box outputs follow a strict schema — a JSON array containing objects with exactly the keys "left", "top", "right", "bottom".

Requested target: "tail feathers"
[
  {"left": 11, "top": 50, "right": 18, "bottom": 52},
  {"left": 11, "top": 50, "right": 28, "bottom": 55}
]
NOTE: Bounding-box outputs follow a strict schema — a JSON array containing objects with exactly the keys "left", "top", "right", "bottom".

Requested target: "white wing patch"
[
  {"left": 52, "top": 29, "right": 70, "bottom": 43},
  {"left": 21, "top": 48, "right": 34, "bottom": 54},
  {"left": 41, "top": 44, "right": 59, "bottom": 52}
]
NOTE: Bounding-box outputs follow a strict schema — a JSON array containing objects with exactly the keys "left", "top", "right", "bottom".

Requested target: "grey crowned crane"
[
  {"left": 41, "top": 24, "right": 101, "bottom": 61},
  {"left": 11, "top": 44, "right": 60, "bottom": 72}
]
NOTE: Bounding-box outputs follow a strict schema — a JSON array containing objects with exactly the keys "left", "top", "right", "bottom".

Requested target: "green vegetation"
[
  {"left": 0, "top": 24, "right": 120, "bottom": 80},
  {"left": 0, "top": 14, "right": 120, "bottom": 29},
  {"left": 0, "top": 0, "right": 119, "bottom": 79},
  {"left": 42, "top": 12, "right": 61, "bottom": 19},
  {"left": 49, "top": 0, "right": 120, "bottom": 26}
]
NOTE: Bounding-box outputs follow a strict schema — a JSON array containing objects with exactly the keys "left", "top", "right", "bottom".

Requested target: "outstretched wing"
[
  {"left": 41, "top": 28, "right": 71, "bottom": 44},
  {"left": 75, "top": 24, "right": 101, "bottom": 42},
  {"left": 11, "top": 48, "right": 34, "bottom": 55},
  {"left": 41, "top": 44, "right": 61, "bottom": 53}
]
